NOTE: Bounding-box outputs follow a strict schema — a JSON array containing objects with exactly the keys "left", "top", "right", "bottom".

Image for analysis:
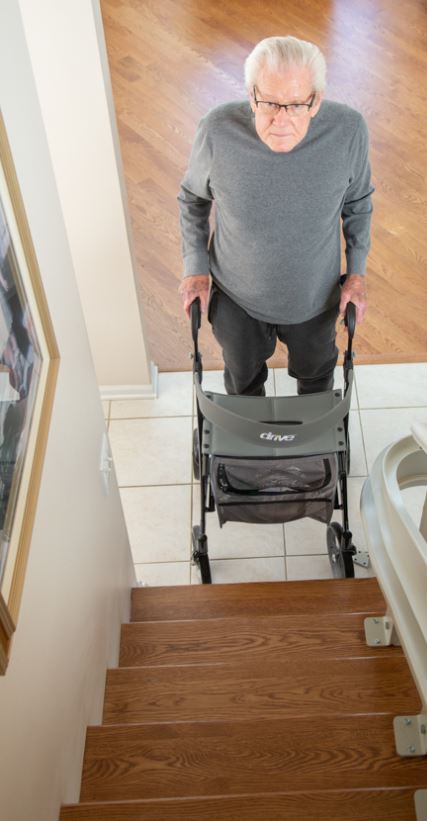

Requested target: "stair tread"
[
  {"left": 120, "top": 611, "right": 401, "bottom": 667},
  {"left": 60, "top": 788, "right": 421, "bottom": 820},
  {"left": 80, "top": 714, "right": 427, "bottom": 802},
  {"left": 131, "top": 578, "right": 385, "bottom": 622},
  {"left": 104, "top": 656, "right": 419, "bottom": 724}
]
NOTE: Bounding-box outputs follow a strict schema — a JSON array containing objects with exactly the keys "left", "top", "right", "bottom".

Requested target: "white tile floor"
[{"left": 106, "top": 364, "right": 427, "bottom": 586}]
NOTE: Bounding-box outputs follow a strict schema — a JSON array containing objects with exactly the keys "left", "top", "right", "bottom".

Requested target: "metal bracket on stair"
[
  {"left": 353, "top": 550, "right": 370, "bottom": 568},
  {"left": 364, "top": 616, "right": 401, "bottom": 646},
  {"left": 415, "top": 790, "right": 427, "bottom": 821},
  {"left": 394, "top": 715, "right": 427, "bottom": 757}
]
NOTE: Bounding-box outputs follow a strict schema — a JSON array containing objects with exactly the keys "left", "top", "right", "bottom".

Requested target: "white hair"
[{"left": 244, "top": 36, "right": 327, "bottom": 93}]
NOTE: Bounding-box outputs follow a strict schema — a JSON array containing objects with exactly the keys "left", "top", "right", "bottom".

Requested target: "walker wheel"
[
  {"left": 198, "top": 553, "right": 212, "bottom": 584},
  {"left": 192, "top": 526, "right": 212, "bottom": 584},
  {"left": 193, "top": 428, "right": 200, "bottom": 480},
  {"left": 327, "top": 522, "right": 355, "bottom": 578}
]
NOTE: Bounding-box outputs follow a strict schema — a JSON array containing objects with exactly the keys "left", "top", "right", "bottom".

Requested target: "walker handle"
[
  {"left": 190, "top": 297, "right": 201, "bottom": 347},
  {"left": 344, "top": 301, "right": 356, "bottom": 342}
]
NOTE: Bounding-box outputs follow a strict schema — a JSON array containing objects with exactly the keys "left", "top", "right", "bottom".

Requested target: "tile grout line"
[
  {"left": 283, "top": 548, "right": 287, "bottom": 581},
  {"left": 134, "top": 554, "right": 292, "bottom": 566},
  {"left": 282, "top": 522, "right": 287, "bottom": 562},
  {"left": 109, "top": 404, "right": 427, "bottom": 422},
  {"left": 119, "top": 483, "right": 194, "bottom": 490},
  {"left": 109, "top": 413, "right": 193, "bottom": 422},
  {"left": 108, "top": 405, "right": 427, "bottom": 419},
  {"left": 348, "top": 404, "right": 369, "bottom": 478},
  {"left": 357, "top": 406, "right": 372, "bottom": 477},
  {"left": 353, "top": 371, "right": 359, "bottom": 410},
  {"left": 357, "top": 404, "right": 427, "bottom": 411}
]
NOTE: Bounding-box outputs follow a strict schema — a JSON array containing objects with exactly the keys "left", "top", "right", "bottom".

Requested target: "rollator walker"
[{"left": 190, "top": 297, "right": 368, "bottom": 584}]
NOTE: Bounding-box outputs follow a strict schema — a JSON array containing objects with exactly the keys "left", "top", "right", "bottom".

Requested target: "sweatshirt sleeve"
[
  {"left": 177, "top": 116, "right": 214, "bottom": 277},
  {"left": 342, "top": 116, "right": 374, "bottom": 275}
]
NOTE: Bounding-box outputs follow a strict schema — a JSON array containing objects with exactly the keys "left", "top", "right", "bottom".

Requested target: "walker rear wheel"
[{"left": 327, "top": 522, "right": 355, "bottom": 579}]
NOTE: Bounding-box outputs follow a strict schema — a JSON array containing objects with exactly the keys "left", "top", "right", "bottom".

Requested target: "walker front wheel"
[
  {"left": 192, "top": 525, "right": 212, "bottom": 584},
  {"left": 198, "top": 553, "right": 212, "bottom": 584}
]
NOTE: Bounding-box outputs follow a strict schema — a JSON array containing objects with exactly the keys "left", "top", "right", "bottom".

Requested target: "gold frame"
[{"left": 0, "top": 112, "right": 59, "bottom": 673}]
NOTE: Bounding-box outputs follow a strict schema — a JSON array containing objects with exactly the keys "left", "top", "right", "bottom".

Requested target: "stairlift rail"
[{"left": 361, "top": 428, "right": 427, "bottom": 716}]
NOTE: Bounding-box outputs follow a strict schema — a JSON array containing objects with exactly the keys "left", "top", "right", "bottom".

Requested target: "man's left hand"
[{"left": 339, "top": 273, "right": 367, "bottom": 324}]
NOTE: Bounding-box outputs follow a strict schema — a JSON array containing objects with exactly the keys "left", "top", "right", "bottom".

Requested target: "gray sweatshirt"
[{"left": 178, "top": 100, "right": 373, "bottom": 324}]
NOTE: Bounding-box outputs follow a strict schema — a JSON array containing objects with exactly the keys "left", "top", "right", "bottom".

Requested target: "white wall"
[
  {"left": 18, "top": 0, "right": 156, "bottom": 397},
  {"left": 0, "top": 3, "right": 136, "bottom": 820}
]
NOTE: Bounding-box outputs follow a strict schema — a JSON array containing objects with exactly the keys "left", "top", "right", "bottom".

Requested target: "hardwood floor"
[{"left": 100, "top": 0, "right": 427, "bottom": 371}]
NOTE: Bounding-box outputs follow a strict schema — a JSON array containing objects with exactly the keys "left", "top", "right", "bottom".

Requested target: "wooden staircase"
[{"left": 60, "top": 577, "right": 427, "bottom": 820}]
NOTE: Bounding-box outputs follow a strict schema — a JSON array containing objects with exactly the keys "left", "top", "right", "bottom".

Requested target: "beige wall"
[
  {"left": 18, "top": 0, "right": 156, "bottom": 397},
  {"left": 0, "top": 2, "right": 136, "bottom": 820}
]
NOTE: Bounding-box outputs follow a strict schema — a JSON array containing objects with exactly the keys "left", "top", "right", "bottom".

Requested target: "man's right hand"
[{"left": 178, "top": 275, "right": 210, "bottom": 318}]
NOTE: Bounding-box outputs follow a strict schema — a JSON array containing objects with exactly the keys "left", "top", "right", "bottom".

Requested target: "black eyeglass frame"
[{"left": 252, "top": 86, "right": 316, "bottom": 115}]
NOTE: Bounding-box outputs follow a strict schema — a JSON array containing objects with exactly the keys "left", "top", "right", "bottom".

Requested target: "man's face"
[{"left": 249, "top": 65, "right": 323, "bottom": 153}]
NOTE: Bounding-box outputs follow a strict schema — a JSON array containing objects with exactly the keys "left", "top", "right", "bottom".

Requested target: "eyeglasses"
[{"left": 253, "top": 86, "right": 316, "bottom": 118}]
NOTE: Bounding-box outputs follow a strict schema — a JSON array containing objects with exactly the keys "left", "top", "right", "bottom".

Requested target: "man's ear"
[
  {"left": 249, "top": 87, "right": 257, "bottom": 114},
  {"left": 310, "top": 91, "right": 324, "bottom": 119}
]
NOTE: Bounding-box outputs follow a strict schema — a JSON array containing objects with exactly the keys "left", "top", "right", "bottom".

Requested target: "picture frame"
[{"left": 0, "top": 112, "right": 59, "bottom": 673}]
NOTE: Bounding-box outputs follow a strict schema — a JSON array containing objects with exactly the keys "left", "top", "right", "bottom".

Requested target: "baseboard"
[{"left": 100, "top": 361, "right": 158, "bottom": 400}]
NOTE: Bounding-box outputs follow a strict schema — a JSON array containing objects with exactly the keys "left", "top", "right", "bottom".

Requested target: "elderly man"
[{"left": 178, "top": 36, "right": 373, "bottom": 395}]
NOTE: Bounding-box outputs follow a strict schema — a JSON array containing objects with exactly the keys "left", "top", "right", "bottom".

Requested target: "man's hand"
[
  {"left": 178, "top": 274, "right": 210, "bottom": 318},
  {"left": 339, "top": 274, "right": 367, "bottom": 324}
]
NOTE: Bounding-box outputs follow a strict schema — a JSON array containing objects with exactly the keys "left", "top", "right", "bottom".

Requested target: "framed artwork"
[{"left": 0, "top": 112, "right": 59, "bottom": 673}]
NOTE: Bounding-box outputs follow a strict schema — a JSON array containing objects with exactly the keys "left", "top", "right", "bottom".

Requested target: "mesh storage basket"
[{"left": 211, "top": 453, "right": 338, "bottom": 526}]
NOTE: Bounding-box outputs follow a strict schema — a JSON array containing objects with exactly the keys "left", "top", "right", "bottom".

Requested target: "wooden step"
[
  {"left": 80, "top": 715, "right": 427, "bottom": 802},
  {"left": 104, "top": 656, "right": 419, "bottom": 724},
  {"left": 60, "top": 787, "right": 420, "bottom": 820},
  {"left": 65, "top": 575, "right": 427, "bottom": 821},
  {"left": 120, "top": 612, "right": 401, "bottom": 668},
  {"left": 131, "top": 578, "right": 385, "bottom": 622}
]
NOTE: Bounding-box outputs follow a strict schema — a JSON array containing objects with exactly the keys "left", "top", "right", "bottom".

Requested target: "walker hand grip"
[
  {"left": 190, "top": 297, "right": 201, "bottom": 346},
  {"left": 344, "top": 301, "right": 356, "bottom": 341}
]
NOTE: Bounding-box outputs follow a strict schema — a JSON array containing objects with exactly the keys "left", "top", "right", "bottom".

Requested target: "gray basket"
[{"left": 211, "top": 453, "right": 338, "bottom": 526}]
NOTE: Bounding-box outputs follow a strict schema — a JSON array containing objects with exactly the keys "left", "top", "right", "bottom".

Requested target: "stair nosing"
[
  {"left": 87, "top": 709, "right": 412, "bottom": 732},
  {"left": 129, "top": 607, "right": 385, "bottom": 624},
  {"left": 110, "top": 653, "right": 407, "bottom": 675},
  {"left": 64, "top": 784, "right": 425, "bottom": 806}
]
